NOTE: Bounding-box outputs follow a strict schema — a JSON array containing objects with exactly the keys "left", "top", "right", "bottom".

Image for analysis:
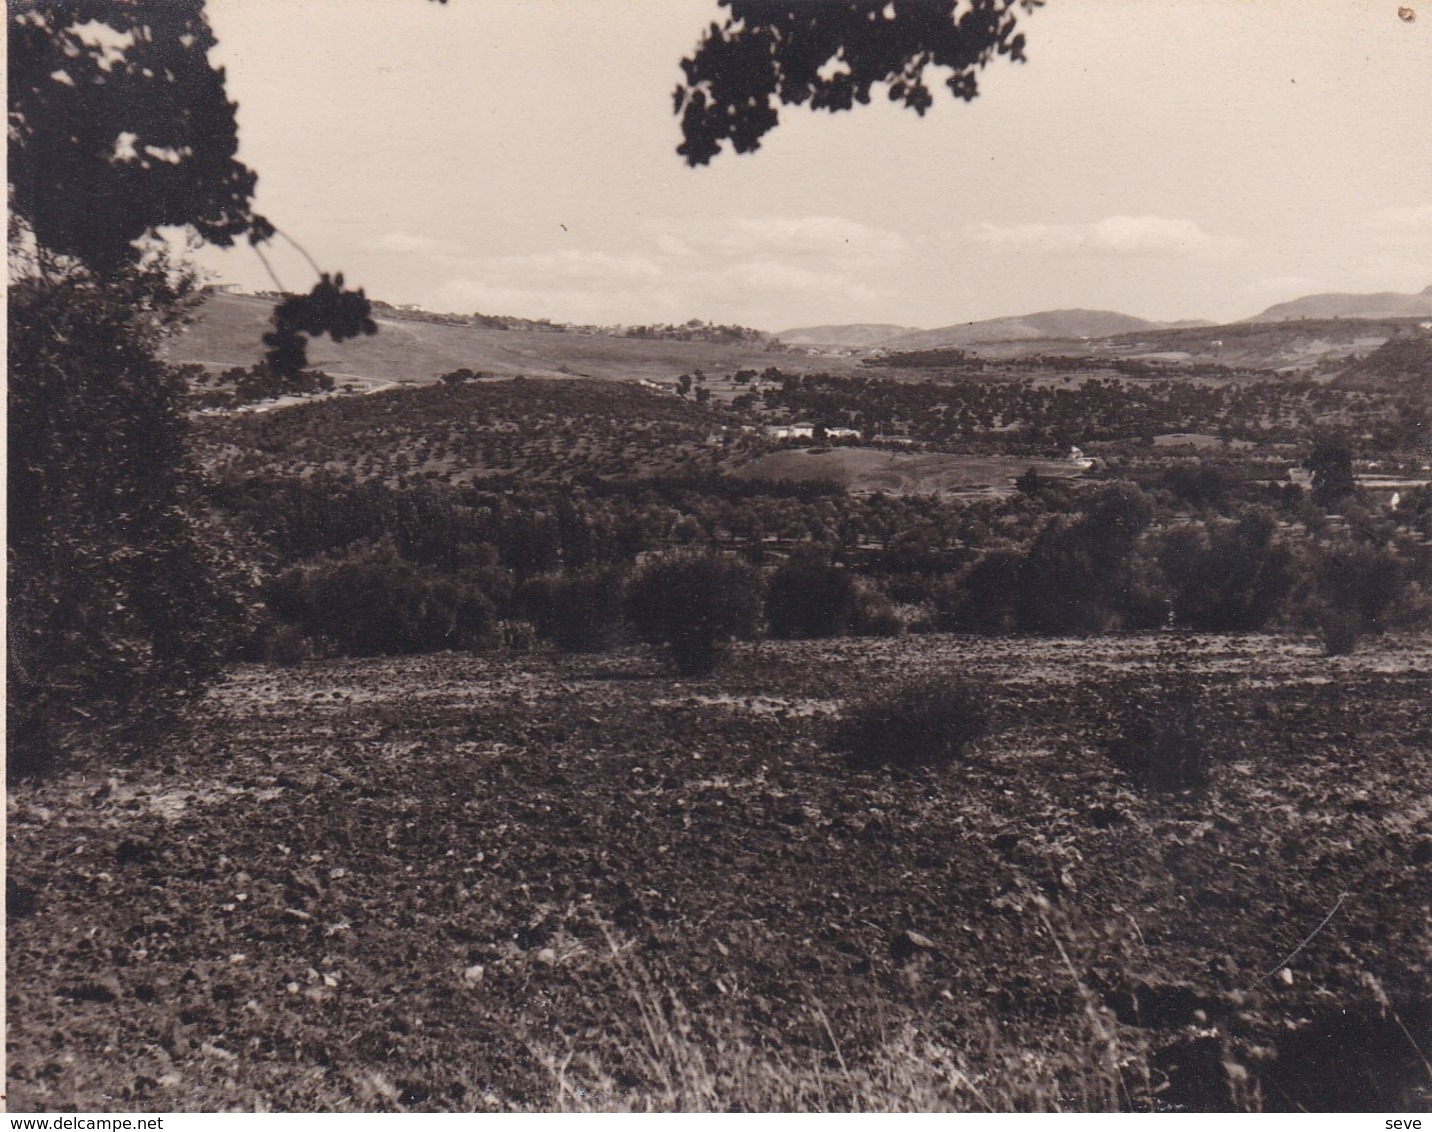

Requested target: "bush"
[
  {"left": 1109, "top": 701, "right": 1209, "bottom": 792},
  {"left": 264, "top": 537, "right": 497, "bottom": 656},
  {"left": 1107, "top": 638, "right": 1211, "bottom": 791},
  {"left": 1316, "top": 605, "right": 1362, "bottom": 657},
  {"left": 934, "top": 549, "right": 1022, "bottom": 633},
  {"left": 8, "top": 261, "right": 249, "bottom": 775},
  {"left": 1155, "top": 509, "right": 1295, "bottom": 631},
  {"left": 765, "top": 551, "right": 859, "bottom": 638},
  {"left": 849, "top": 586, "right": 904, "bottom": 637},
  {"left": 626, "top": 552, "right": 763, "bottom": 676},
  {"left": 1014, "top": 484, "right": 1155, "bottom": 634},
  {"left": 1314, "top": 541, "right": 1404, "bottom": 638},
  {"left": 261, "top": 623, "right": 319, "bottom": 666},
  {"left": 832, "top": 676, "right": 989, "bottom": 769},
  {"left": 519, "top": 567, "right": 627, "bottom": 652}
]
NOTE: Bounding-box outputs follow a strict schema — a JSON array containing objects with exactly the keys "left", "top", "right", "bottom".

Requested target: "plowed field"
[{"left": 8, "top": 632, "right": 1430, "bottom": 1111}]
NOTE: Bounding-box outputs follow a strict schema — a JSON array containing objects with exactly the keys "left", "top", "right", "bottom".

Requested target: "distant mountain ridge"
[
  {"left": 1249, "top": 284, "right": 1432, "bottom": 323},
  {"left": 879, "top": 309, "right": 1170, "bottom": 352},
  {"left": 784, "top": 287, "right": 1432, "bottom": 354}
]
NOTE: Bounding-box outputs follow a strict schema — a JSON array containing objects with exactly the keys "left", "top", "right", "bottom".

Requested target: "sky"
[{"left": 195, "top": 0, "right": 1432, "bottom": 332}]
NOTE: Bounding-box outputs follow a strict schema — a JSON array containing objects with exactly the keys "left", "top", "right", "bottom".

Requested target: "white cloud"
[
  {"left": 429, "top": 215, "right": 904, "bottom": 326},
  {"left": 378, "top": 230, "right": 457, "bottom": 255},
  {"left": 715, "top": 216, "right": 907, "bottom": 259},
  {"left": 961, "top": 215, "right": 1240, "bottom": 259}
]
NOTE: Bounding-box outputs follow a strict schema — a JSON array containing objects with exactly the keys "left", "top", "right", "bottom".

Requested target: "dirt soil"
[{"left": 7, "top": 632, "right": 1431, "bottom": 1112}]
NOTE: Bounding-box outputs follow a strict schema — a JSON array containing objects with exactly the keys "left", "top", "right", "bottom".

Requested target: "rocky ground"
[{"left": 7, "top": 631, "right": 1431, "bottom": 1111}]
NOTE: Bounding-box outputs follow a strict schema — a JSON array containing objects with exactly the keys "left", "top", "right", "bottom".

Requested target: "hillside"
[
  {"left": 775, "top": 323, "right": 921, "bottom": 349},
  {"left": 198, "top": 375, "right": 736, "bottom": 485},
  {"left": 168, "top": 293, "right": 845, "bottom": 386},
  {"left": 1334, "top": 332, "right": 1432, "bottom": 391},
  {"left": 943, "top": 315, "right": 1430, "bottom": 373},
  {"left": 882, "top": 309, "right": 1157, "bottom": 352},
  {"left": 1249, "top": 284, "right": 1432, "bottom": 323}
]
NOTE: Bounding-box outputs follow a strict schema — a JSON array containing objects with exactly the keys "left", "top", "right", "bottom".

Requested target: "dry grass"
[{"left": 534, "top": 914, "right": 1248, "bottom": 1114}]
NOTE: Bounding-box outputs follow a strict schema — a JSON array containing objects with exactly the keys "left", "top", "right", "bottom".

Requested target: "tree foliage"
[
  {"left": 263, "top": 273, "right": 379, "bottom": 378},
  {"left": 264, "top": 537, "right": 497, "bottom": 657},
  {"left": 1304, "top": 439, "right": 1357, "bottom": 509},
  {"left": 674, "top": 0, "right": 1041, "bottom": 165},
  {"left": 766, "top": 550, "right": 860, "bottom": 638},
  {"left": 7, "top": 260, "right": 250, "bottom": 772},
  {"left": 9, "top": 0, "right": 375, "bottom": 374},
  {"left": 1155, "top": 510, "right": 1294, "bottom": 632},
  {"left": 626, "top": 552, "right": 763, "bottom": 675},
  {"left": 8, "top": 0, "right": 269, "bottom": 274}
]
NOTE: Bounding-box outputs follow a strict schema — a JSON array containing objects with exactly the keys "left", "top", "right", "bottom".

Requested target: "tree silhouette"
[
  {"left": 1304, "top": 439, "right": 1357, "bottom": 509},
  {"left": 9, "top": 0, "right": 375, "bottom": 374},
  {"left": 675, "top": 0, "right": 1042, "bottom": 165},
  {"left": 9, "top": 0, "right": 268, "bottom": 274}
]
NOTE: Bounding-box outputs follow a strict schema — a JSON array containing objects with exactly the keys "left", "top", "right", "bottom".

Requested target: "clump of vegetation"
[
  {"left": 765, "top": 550, "right": 859, "bottom": 638},
  {"left": 1316, "top": 607, "right": 1363, "bottom": 657},
  {"left": 519, "top": 567, "right": 628, "bottom": 653},
  {"left": 1155, "top": 509, "right": 1295, "bottom": 632},
  {"left": 7, "top": 260, "right": 252, "bottom": 776},
  {"left": 832, "top": 676, "right": 989, "bottom": 769},
  {"left": 1107, "top": 637, "right": 1211, "bottom": 791},
  {"left": 1309, "top": 541, "right": 1405, "bottom": 656},
  {"left": 1109, "top": 700, "right": 1209, "bottom": 793},
  {"left": 625, "top": 552, "right": 763, "bottom": 676},
  {"left": 848, "top": 585, "right": 904, "bottom": 637},
  {"left": 264, "top": 536, "right": 497, "bottom": 656}
]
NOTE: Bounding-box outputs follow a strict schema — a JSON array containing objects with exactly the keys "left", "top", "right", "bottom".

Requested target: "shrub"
[
  {"left": 1013, "top": 484, "right": 1156, "bottom": 635},
  {"left": 849, "top": 586, "right": 904, "bottom": 637},
  {"left": 832, "top": 676, "right": 989, "bottom": 769},
  {"left": 8, "top": 260, "right": 250, "bottom": 775},
  {"left": 1314, "top": 542, "right": 1403, "bottom": 635},
  {"left": 264, "top": 537, "right": 497, "bottom": 656},
  {"left": 519, "top": 567, "right": 627, "bottom": 652},
  {"left": 626, "top": 552, "right": 763, "bottom": 676},
  {"left": 934, "top": 549, "right": 1022, "bottom": 633},
  {"left": 1107, "top": 637, "right": 1211, "bottom": 791},
  {"left": 262, "top": 623, "right": 319, "bottom": 666},
  {"left": 1109, "top": 700, "right": 1209, "bottom": 792},
  {"left": 1316, "top": 605, "right": 1362, "bottom": 657},
  {"left": 765, "top": 551, "right": 859, "bottom": 638},
  {"left": 1156, "top": 509, "right": 1295, "bottom": 631}
]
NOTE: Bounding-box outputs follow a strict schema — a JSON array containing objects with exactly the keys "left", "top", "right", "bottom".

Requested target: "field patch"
[
  {"left": 8, "top": 632, "right": 1430, "bottom": 1111},
  {"left": 170, "top": 293, "right": 851, "bottom": 386},
  {"left": 733, "top": 446, "right": 1089, "bottom": 496}
]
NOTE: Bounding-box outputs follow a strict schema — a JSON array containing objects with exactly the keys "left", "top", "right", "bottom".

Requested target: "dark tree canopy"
[
  {"left": 8, "top": 0, "right": 271, "bottom": 274},
  {"left": 8, "top": 0, "right": 376, "bottom": 375},
  {"left": 1304, "top": 439, "right": 1357, "bottom": 508},
  {"left": 675, "top": 0, "right": 1041, "bottom": 166}
]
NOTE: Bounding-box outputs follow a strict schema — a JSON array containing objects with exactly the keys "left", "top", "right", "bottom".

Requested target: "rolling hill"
[
  {"left": 878, "top": 309, "right": 1162, "bottom": 351},
  {"left": 167, "top": 292, "right": 851, "bottom": 386},
  {"left": 774, "top": 323, "right": 920, "bottom": 349},
  {"left": 1334, "top": 331, "right": 1432, "bottom": 391},
  {"left": 1248, "top": 284, "right": 1432, "bottom": 322},
  {"left": 881, "top": 315, "right": 1430, "bottom": 373}
]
